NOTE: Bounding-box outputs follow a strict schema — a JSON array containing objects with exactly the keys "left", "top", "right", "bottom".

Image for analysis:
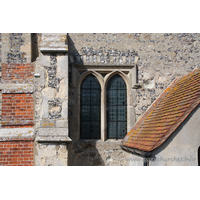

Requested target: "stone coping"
[
  {"left": 36, "top": 135, "right": 72, "bottom": 142},
  {"left": 0, "top": 128, "right": 35, "bottom": 141},
  {"left": 0, "top": 84, "right": 34, "bottom": 93},
  {"left": 0, "top": 120, "right": 34, "bottom": 126},
  {"left": 40, "top": 48, "right": 68, "bottom": 53}
]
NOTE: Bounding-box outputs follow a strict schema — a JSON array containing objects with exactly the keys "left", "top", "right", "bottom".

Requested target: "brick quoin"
[
  {"left": 1, "top": 63, "right": 34, "bottom": 84},
  {"left": 0, "top": 141, "right": 34, "bottom": 166}
]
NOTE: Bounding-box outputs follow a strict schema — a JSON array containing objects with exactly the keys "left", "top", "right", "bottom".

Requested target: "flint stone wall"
[
  {"left": 2, "top": 33, "right": 199, "bottom": 166},
  {"left": 68, "top": 33, "right": 200, "bottom": 166},
  {"left": 68, "top": 33, "right": 200, "bottom": 119}
]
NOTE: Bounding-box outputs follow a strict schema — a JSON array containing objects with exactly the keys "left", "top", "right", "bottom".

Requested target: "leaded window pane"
[
  {"left": 108, "top": 106, "right": 117, "bottom": 121},
  {"left": 117, "top": 122, "right": 126, "bottom": 138},
  {"left": 107, "top": 74, "right": 127, "bottom": 139},
  {"left": 118, "top": 90, "right": 126, "bottom": 105},
  {"left": 118, "top": 106, "right": 126, "bottom": 121},
  {"left": 81, "top": 105, "right": 90, "bottom": 121},
  {"left": 80, "top": 122, "right": 90, "bottom": 139},
  {"left": 108, "top": 122, "right": 117, "bottom": 138},
  {"left": 108, "top": 90, "right": 117, "bottom": 105},
  {"left": 81, "top": 89, "right": 90, "bottom": 105},
  {"left": 91, "top": 122, "right": 100, "bottom": 139},
  {"left": 80, "top": 75, "right": 101, "bottom": 139},
  {"left": 91, "top": 106, "right": 100, "bottom": 121},
  {"left": 91, "top": 90, "right": 100, "bottom": 105}
]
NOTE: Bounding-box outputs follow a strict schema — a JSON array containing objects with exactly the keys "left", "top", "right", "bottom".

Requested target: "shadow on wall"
[
  {"left": 67, "top": 34, "right": 83, "bottom": 84},
  {"left": 31, "top": 33, "right": 39, "bottom": 62},
  {"left": 68, "top": 140, "right": 105, "bottom": 166}
]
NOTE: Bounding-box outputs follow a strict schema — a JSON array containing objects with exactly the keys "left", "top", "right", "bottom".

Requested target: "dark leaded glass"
[
  {"left": 107, "top": 74, "right": 127, "bottom": 139},
  {"left": 80, "top": 74, "right": 101, "bottom": 139}
]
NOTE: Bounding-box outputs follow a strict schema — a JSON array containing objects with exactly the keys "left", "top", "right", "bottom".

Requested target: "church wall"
[
  {"left": 33, "top": 33, "right": 70, "bottom": 166},
  {"left": 68, "top": 33, "right": 200, "bottom": 119},
  {"left": 0, "top": 33, "right": 34, "bottom": 166},
  {"left": 68, "top": 33, "right": 200, "bottom": 166},
  {"left": 1, "top": 33, "right": 200, "bottom": 166}
]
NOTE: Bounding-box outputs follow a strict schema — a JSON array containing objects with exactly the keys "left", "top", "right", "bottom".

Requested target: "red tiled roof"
[{"left": 122, "top": 68, "right": 200, "bottom": 152}]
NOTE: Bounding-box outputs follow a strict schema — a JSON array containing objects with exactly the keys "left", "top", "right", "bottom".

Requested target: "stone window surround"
[{"left": 72, "top": 64, "right": 138, "bottom": 141}]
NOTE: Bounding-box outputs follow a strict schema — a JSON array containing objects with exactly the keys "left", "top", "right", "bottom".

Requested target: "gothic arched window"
[
  {"left": 107, "top": 74, "right": 127, "bottom": 139},
  {"left": 80, "top": 74, "right": 101, "bottom": 139}
]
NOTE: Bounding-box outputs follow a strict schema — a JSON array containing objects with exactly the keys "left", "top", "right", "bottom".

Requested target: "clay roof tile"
[{"left": 122, "top": 68, "right": 200, "bottom": 152}]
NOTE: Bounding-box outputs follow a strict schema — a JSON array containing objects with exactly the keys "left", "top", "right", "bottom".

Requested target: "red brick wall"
[
  {"left": 1, "top": 63, "right": 34, "bottom": 84},
  {"left": 0, "top": 62, "right": 34, "bottom": 166},
  {"left": 0, "top": 141, "right": 34, "bottom": 166},
  {"left": 1, "top": 93, "right": 34, "bottom": 127}
]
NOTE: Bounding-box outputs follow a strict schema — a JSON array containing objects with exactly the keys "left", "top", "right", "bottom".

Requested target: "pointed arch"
[
  {"left": 80, "top": 74, "right": 101, "bottom": 139},
  {"left": 104, "top": 70, "right": 130, "bottom": 91},
  {"left": 106, "top": 74, "right": 127, "bottom": 139},
  {"left": 78, "top": 70, "right": 104, "bottom": 91}
]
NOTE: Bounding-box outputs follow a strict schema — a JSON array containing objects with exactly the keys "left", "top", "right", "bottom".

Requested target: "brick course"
[
  {"left": 0, "top": 141, "right": 34, "bottom": 166},
  {"left": 1, "top": 93, "right": 34, "bottom": 127}
]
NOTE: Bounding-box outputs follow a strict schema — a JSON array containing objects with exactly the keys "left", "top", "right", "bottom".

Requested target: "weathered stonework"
[
  {"left": 68, "top": 46, "right": 138, "bottom": 65},
  {"left": 2, "top": 33, "right": 31, "bottom": 64},
  {"left": 48, "top": 99, "right": 62, "bottom": 119},
  {"left": 0, "top": 33, "right": 34, "bottom": 166},
  {"left": 7, "top": 33, "right": 27, "bottom": 63},
  {"left": 1, "top": 33, "right": 200, "bottom": 166},
  {"left": 33, "top": 33, "right": 70, "bottom": 166},
  {"left": 34, "top": 53, "right": 69, "bottom": 131},
  {"left": 34, "top": 143, "right": 68, "bottom": 166},
  {"left": 68, "top": 33, "right": 200, "bottom": 119},
  {"left": 68, "top": 140, "right": 129, "bottom": 166},
  {"left": 66, "top": 33, "right": 200, "bottom": 166}
]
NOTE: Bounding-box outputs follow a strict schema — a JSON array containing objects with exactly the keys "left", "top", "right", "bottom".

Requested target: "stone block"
[
  {"left": 56, "top": 120, "right": 68, "bottom": 128},
  {"left": 40, "top": 119, "right": 55, "bottom": 128},
  {"left": 54, "top": 159, "right": 67, "bottom": 166},
  {"left": 42, "top": 87, "right": 55, "bottom": 100},
  {"left": 0, "top": 84, "right": 34, "bottom": 93},
  {"left": 61, "top": 101, "right": 68, "bottom": 119},
  {"left": 0, "top": 128, "right": 34, "bottom": 141},
  {"left": 38, "top": 128, "right": 68, "bottom": 136},
  {"left": 41, "top": 97, "right": 48, "bottom": 118},
  {"left": 57, "top": 55, "right": 68, "bottom": 79},
  {"left": 36, "top": 135, "right": 71, "bottom": 142},
  {"left": 55, "top": 78, "right": 68, "bottom": 99},
  {"left": 37, "top": 143, "right": 57, "bottom": 158},
  {"left": 143, "top": 79, "right": 155, "bottom": 89}
]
